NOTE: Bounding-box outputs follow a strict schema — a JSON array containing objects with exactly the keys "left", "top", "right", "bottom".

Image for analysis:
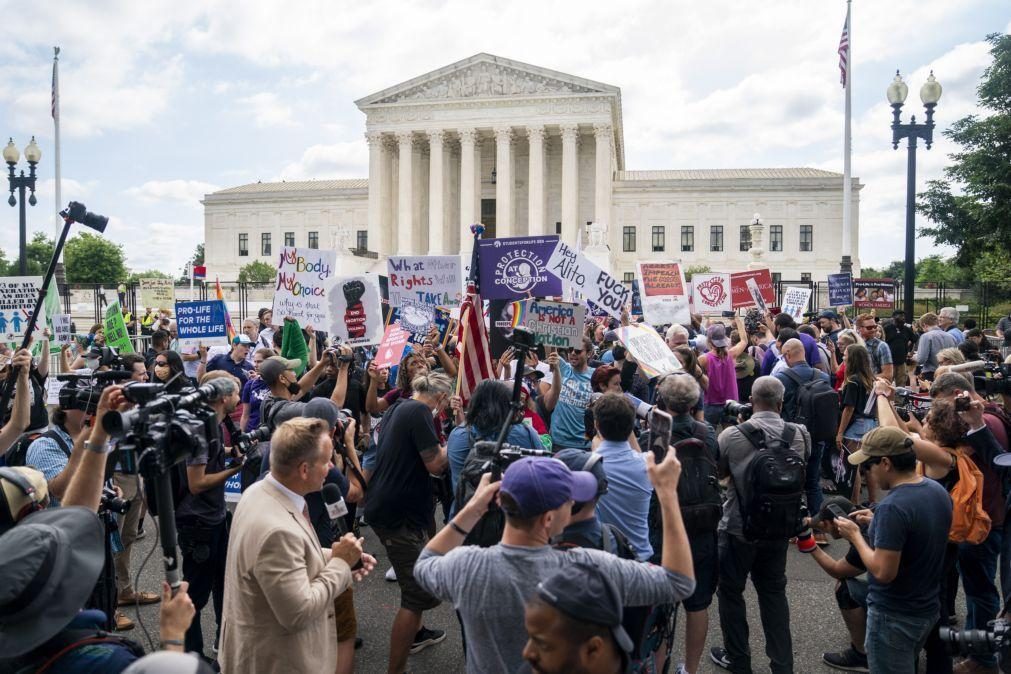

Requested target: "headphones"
[
  {"left": 0, "top": 467, "right": 47, "bottom": 530},
  {"left": 581, "top": 452, "right": 608, "bottom": 497}
]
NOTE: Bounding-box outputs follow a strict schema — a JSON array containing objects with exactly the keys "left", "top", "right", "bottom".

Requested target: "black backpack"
[
  {"left": 453, "top": 431, "right": 506, "bottom": 547},
  {"left": 672, "top": 421, "right": 723, "bottom": 534},
  {"left": 4, "top": 428, "right": 71, "bottom": 468},
  {"left": 555, "top": 522, "right": 637, "bottom": 561},
  {"left": 736, "top": 421, "right": 805, "bottom": 541},
  {"left": 783, "top": 368, "right": 840, "bottom": 442},
  {"left": 5, "top": 627, "right": 146, "bottom": 673}
]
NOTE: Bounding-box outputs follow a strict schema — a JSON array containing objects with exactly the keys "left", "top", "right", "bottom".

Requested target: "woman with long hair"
[
  {"left": 698, "top": 316, "right": 748, "bottom": 428},
  {"left": 365, "top": 350, "right": 430, "bottom": 415},
  {"left": 832, "top": 329, "right": 864, "bottom": 391},
  {"left": 836, "top": 344, "right": 879, "bottom": 503},
  {"left": 151, "top": 349, "right": 189, "bottom": 393}
]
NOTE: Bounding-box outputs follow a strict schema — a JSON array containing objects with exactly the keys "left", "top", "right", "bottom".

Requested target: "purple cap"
[
  {"left": 500, "top": 458, "right": 598, "bottom": 517},
  {"left": 706, "top": 323, "right": 731, "bottom": 348}
]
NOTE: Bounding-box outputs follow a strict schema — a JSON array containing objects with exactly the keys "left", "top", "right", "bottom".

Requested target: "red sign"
[
  {"left": 192, "top": 265, "right": 207, "bottom": 280},
  {"left": 730, "top": 269, "right": 775, "bottom": 309},
  {"left": 374, "top": 325, "right": 411, "bottom": 369}
]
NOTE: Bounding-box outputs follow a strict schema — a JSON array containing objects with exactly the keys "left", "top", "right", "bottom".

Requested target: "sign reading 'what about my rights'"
[
  {"left": 272, "top": 247, "right": 336, "bottom": 330},
  {"left": 386, "top": 256, "right": 463, "bottom": 308}
]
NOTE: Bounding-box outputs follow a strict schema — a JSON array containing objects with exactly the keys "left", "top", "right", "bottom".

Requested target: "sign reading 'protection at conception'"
[{"left": 477, "top": 235, "right": 562, "bottom": 300}]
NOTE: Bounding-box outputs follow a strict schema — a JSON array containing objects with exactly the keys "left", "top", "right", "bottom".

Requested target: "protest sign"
[
  {"left": 630, "top": 280, "right": 643, "bottom": 316},
  {"left": 46, "top": 378, "right": 68, "bottom": 406},
  {"left": 730, "top": 269, "right": 775, "bottom": 309},
  {"left": 103, "top": 301, "right": 135, "bottom": 353},
  {"left": 51, "top": 314, "right": 73, "bottom": 347},
  {"left": 616, "top": 324, "right": 683, "bottom": 378},
  {"left": 398, "top": 299, "right": 435, "bottom": 336},
  {"left": 513, "top": 300, "right": 585, "bottom": 349},
  {"left": 386, "top": 255, "right": 463, "bottom": 308},
  {"left": 328, "top": 274, "right": 384, "bottom": 346},
  {"left": 828, "top": 273, "right": 853, "bottom": 307},
  {"left": 636, "top": 262, "right": 690, "bottom": 326},
  {"left": 781, "top": 286, "right": 813, "bottom": 321},
  {"left": 488, "top": 299, "right": 515, "bottom": 360},
  {"left": 374, "top": 325, "right": 411, "bottom": 370},
  {"left": 0, "top": 276, "right": 44, "bottom": 342},
  {"left": 547, "top": 241, "right": 629, "bottom": 320},
  {"left": 224, "top": 474, "right": 242, "bottom": 503},
  {"left": 139, "top": 278, "right": 175, "bottom": 310},
  {"left": 174, "top": 300, "right": 229, "bottom": 348},
  {"left": 272, "top": 246, "right": 337, "bottom": 330},
  {"left": 477, "top": 235, "right": 562, "bottom": 300},
  {"left": 745, "top": 278, "right": 769, "bottom": 314},
  {"left": 690, "top": 273, "right": 733, "bottom": 315},
  {"left": 853, "top": 278, "right": 895, "bottom": 309}
]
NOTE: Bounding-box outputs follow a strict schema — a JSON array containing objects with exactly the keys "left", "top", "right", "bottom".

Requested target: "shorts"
[
  {"left": 835, "top": 576, "right": 868, "bottom": 611},
  {"left": 372, "top": 524, "right": 441, "bottom": 613},
  {"left": 362, "top": 443, "right": 378, "bottom": 472},
  {"left": 843, "top": 416, "right": 878, "bottom": 442},
  {"left": 333, "top": 587, "right": 357, "bottom": 641},
  {"left": 683, "top": 529, "right": 719, "bottom": 612}
]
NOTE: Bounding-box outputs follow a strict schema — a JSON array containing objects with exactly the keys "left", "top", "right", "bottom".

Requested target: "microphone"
[
  {"left": 322, "top": 483, "right": 346, "bottom": 522},
  {"left": 174, "top": 377, "right": 235, "bottom": 408},
  {"left": 949, "top": 360, "right": 987, "bottom": 374}
]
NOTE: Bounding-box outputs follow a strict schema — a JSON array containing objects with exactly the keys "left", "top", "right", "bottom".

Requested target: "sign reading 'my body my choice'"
[{"left": 272, "top": 246, "right": 336, "bottom": 330}]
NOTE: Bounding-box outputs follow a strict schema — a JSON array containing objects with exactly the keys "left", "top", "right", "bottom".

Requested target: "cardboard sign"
[
  {"left": 745, "top": 278, "right": 769, "bottom": 314},
  {"left": 398, "top": 299, "right": 435, "bottom": 336},
  {"left": 374, "top": 325, "right": 411, "bottom": 369},
  {"left": 616, "top": 324, "right": 683, "bottom": 378},
  {"left": 477, "top": 235, "right": 562, "bottom": 300},
  {"left": 139, "top": 278, "right": 175, "bottom": 310},
  {"left": 0, "top": 276, "right": 44, "bottom": 341},
  {"left": 272, "top": 246, "right": 337, "bottom": 330},
  {"left": 730, "top": 269, "right": 775, "bottom": 309},
  {"left": 690, "top": 273, "right": 733, "bottom": 315},
  {"left": 386, "top": 255, "right": 463, "bottom": 308},
  {"left": 853, "top": 278, "right": 895, "bottom": 309},
  {"left": 636, "top": 262, "right": 690, "bottom": 326},
  {"left": 103, "top": 301, "right": 135, "bottom": 353},
  {"left": 513, "top": 300, "right": 586, "bottom": 349},
  {"left": 781, "top": 287, "right": 813, "bottom": 321},
  {"left": 547, "top": 241, "right": 629, "bottom": 320},
  {"left": 52, "top": 314, "right": 73, "bottom": 347},
  {"left": 828, "top": 273, "right": 853, "bottom": 307},
  {"left": 328, "top": 274, "right": 384, "bottom": 346},
  {"left": 46, "top": 378, "right": 68, "bottom": 406},
  {"left": 175, "top": 300, "right": 229, "bottom": 348}
]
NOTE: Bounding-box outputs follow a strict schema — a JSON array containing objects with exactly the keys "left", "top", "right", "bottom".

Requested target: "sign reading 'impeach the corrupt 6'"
[
  {"left": 513, "top": 300, "right": 585, "bottom": 349},
  {"left": 636, "top": 261, "right": 690, "bottom": 326},
  {"left": 272, "top": 246, "right": 336, "bottom": 330},
  {"left": 546, "top": 241, "right": 629, "bottom": 320}
]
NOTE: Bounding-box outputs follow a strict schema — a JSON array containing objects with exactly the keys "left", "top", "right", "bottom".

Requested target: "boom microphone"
[{"left": 949, "top": 360, "right": 987, "bottom": 374}]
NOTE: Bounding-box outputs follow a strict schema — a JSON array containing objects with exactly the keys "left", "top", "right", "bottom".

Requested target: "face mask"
[
  {"left": 154, "top": 365, "right": 170, "bottom": 380},
  {"left": 280, "top": 376, "right": 300, "bottom": 395}
]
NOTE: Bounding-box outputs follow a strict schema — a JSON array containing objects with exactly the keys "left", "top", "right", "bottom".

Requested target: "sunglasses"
[{"left": 154, "top": 360, "right": 169, "bottom": 366}]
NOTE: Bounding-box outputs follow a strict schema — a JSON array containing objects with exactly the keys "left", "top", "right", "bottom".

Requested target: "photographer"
[
  {"left": 1, "top": 338, "right": 50, "bottom": 435},
  {"left": 23, "top": 391, "right": 86, "bottom": 507},
  {"left": 308, "top": 344, "right": 368, "bottom": 441},
  {"left": 0, "top": 348, "right": 34, "bottom": 456}
]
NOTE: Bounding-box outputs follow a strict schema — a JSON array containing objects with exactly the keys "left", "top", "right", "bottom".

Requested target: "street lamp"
[
  {"left": 5, "top": 136, "right": 42, "bottom": 275},
  {"left": 888, "top": 70, "right": 941, "bottom": 322}
]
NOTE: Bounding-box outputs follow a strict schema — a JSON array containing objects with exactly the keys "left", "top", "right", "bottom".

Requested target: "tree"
[
  {"left": 127, "top": 269, "right": 173, "bottom": 284},
  {"left": 64, "top": 232, "right": 128, "bottom": 284},
  {"left": 683, "top": 264, "right": 712, "bottom": 281},
  {"left": 179, "top": 243, "right": 205, "bottom": 279},
  {"left": 917, "top": 33, "right": 1011, "bottom": 265},
  {"left": 25, "top": 232, "right": 55, "bottom": 275},
  {"left": 237, "top": 260, "right": 276, "bottom": 283}
]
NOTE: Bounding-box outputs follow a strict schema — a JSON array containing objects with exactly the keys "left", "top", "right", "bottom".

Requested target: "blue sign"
[
  {"left": 828, "top": 273, "right": 853, "bottom": 307},
  {"left": 224, "top": 473, "right": 242, "bottom": 503},
  {"left": 175, "top": 300, "right": 229, "bottom": 347}
]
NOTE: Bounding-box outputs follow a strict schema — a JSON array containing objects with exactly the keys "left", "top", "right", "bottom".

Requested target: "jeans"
[
  {"left": 866, "top": 606, "right": 935, "bottom": 674},
  {"left": 717, "top": 532, "right": 793, "bottom": 673},
  {"left": 178, "top": 518, "right": 229, "bottom": 655},
  {"left": 958, "top": 527, "right": 1003, "bottom": 666},
  {"left": 703, "top": 404, "right": 725, "bottom": 429},
  {"left": 806, "top": 440, "right": 826, "bottom": 517}
]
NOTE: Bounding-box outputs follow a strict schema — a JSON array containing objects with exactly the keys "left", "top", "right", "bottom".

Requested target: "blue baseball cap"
[{"left": 500, "top": 458, "right": 598, "bottom": 517}]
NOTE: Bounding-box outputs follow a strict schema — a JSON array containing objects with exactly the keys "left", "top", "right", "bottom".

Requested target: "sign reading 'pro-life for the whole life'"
[{"left": 175, "top": 300, "right": 229, "bottom": 348}]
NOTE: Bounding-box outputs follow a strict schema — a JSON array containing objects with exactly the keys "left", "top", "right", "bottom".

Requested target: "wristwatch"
[{"left": 84, "top": 439, "right": 112, "bottom": 454}]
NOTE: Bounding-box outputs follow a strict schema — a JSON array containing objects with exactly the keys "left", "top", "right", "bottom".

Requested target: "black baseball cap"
[
  {"left": 536, "top": 561, "right": 633, "bottom": 655},
  {"left": 553, "top": 448, "right": 608, "bottom": 500},
  {"left": 810, "top": 496, "right": 857, "bottom": 526}
]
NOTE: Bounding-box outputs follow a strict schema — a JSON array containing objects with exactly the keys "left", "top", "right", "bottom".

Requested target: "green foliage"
[
  {"left": 972, "top": 248, "right": 1011, "bottom": 282},
  {"left": 914, "top": 255, "right": 973, "bottom": 285},
  {"left": 683, "top": 264, "right": 712, "bottom": 281},
  {"left": 127, "top": 269, "right": 173, "bottom": 284},
  {"left": 0, "top": 232, "right": 56, "bottom": 275},
  {"left": 917, "top": 33, "right": 1011, "bottom": 264},
  {"left": 64, "top": 232, "right": 128, "bottom": 284},
  {"left": 237, "top": 260, "right": 276, "bottom": 283}
]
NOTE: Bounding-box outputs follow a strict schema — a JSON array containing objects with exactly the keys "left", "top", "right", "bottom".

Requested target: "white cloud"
[
  {"left": 125, "top": 180, "right": 220, "bottom": 208},
  {"left": 116, "top": 220, "right": 203, "bottom": 272},
  {"left": 277, "top": 141, "right": 368, "bottom": 181},
  {"left": 238, "top": 92, "right": 296, "bottom": 128}
]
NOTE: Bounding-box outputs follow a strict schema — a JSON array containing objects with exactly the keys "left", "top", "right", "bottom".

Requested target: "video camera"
[
  {"left": 56, "top": 352, "right": 133, "bottom": 414},
  {"left": 940, "top": 618, "right": 1011, "bottom": 671},
  {"left": 975, "top": 354, "right": 1011, "bottom": 397},
  {"left": 894, "top": 387, "right": 932, "bottom": 422},
  {"left": 474, "top": 440, "right": 552, "bottom": 481}
]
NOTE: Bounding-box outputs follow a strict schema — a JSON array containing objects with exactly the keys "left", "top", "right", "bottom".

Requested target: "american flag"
[
  {"left": 838, "top": 8, "right": 850, "bottom": 88},
  {"left": 456, "top": 225, "right": 494, "bottom": 406}
]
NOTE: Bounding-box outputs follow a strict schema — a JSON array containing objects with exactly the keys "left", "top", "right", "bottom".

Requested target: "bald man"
[{"left": 774, "top": 339, "right": 830, "bottom": 422}]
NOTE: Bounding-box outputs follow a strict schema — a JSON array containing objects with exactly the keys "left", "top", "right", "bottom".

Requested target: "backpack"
[
  {"left": 6, "top": 627, "right": 146, "bottom": 673},
  {"left": 735, "top": 421, "right": 805, "bottom": 541},
  {"left": 927, "top": 447, "right": 992, "bottom": 545},
  {"left": 4, "top": 428, "right": 71, "bottom": 468},
  {"left": 783, "top": 368, "right": 840, "bottom": 442},
  {"left": 672, "top": 421, "right": 723, "bottom": 534},
  {"left": 453, "top": 431, "right": 506, "bottom": 547}
]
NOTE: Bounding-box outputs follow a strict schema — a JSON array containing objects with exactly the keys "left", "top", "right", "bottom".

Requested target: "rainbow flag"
[
  {"left": 215, "top": 278, "right": 237, "bottom": 343},
  {"left": 509, "top": 300, "right": 527, "bottom": 329}
]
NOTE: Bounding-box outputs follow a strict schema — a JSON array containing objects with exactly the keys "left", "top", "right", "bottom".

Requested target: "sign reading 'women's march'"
[
  {"left": 477, "top": 235, "right": 562, "bottom": 300},
  {"left": 546, "top": 241, "right": 629, "bottom": 320},
  {"left": 272, "top": 246, "right": 336, "bottom": 330}
]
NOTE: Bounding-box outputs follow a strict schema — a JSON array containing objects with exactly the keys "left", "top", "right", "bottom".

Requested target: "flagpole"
[
  {"left": 53, "top": 47, "right": 62, "bottom": 262},
  {"left": 841, "top": 0, "right": 853, "bottom": 273}
]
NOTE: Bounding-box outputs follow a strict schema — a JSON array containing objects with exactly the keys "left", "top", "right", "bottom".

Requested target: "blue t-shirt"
[
  {"left": 240, "top": 378, "right": 272, "bottom": 431},
  {"left": 866, "top": 478, "right": 952, "bottom": 617},
  {"left": 15, "top": 610, "right": 139, "bottom": 673},
  {"left": 206, "top": 352, "right": 253, "bottom": 384},
  {"left": 594, "top": 439, "right": 654, "bottom": 561},
  {"left": 447, "top": 424, "right": 541, "bottom": 514},
  {"left": 550, "top": 361, "right": 595, "bottom": 449}
]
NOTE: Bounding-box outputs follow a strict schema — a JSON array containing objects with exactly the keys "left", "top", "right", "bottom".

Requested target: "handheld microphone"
[{"left": 322, "top": 483, "right": 361, "bottom": 569}]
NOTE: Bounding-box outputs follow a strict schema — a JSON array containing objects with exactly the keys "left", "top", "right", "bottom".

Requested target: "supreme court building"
[{"left": 204, "top": 53, "right": 862, "bottom": 282}]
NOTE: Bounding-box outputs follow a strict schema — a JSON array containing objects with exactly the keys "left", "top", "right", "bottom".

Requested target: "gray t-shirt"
[{"left": 414, "top": 543, "right": 695, "bottom": 674}]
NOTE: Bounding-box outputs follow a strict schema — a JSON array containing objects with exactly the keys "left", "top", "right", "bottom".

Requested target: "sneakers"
[
  {"left": 385, "top": 566, "right": 397, "bottom": 582},
  {"left": 710, "top": 646, "right": 731, "bottom": 670},
  {"left": 675, "top": 664, "right": 689, "bottom": 674},
  {"left": 114, "top": 611, "right": 135, "bottom": 631},
  {"left": 118, "top": 590, "right": 161, "bottom": 606},
  {"left": 822, "top": 646, "right": 869, "bottom": 672},
  {"left": 410, "top": 627, "right": 446, "bottom": 654}
]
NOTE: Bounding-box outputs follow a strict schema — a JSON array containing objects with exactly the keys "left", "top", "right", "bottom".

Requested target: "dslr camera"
[
  {"left": 723, "top": 400, "right": 753, "bottom": 422},
  {"left": 940, "top": 618, "right": 1011, "bottom": 670}
]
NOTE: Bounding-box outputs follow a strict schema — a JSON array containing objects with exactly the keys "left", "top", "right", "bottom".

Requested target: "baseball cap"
[
  {"left": 536, "top": 561, "right": 633, "bottom": 655},
  {"left": 847, "top": 427, "right": 914, "bottom": 465},
  {"left": 553, "top": 448, "right": 608, "bottom": 499},
  {"left": 500, "top": 458, "right": 598, "bottom": 517},
  {"left": 232, "top": 334, "right": 252, "bottom": 346},
  {"left": 818, "top": 310, "right": 840, "bottom": 321},
  {"left": 810, "top": 495, "right": 857, "bottom": 526},
  {"left": 259, "top": 356, "right": 302, "bottom": 386},
  {"left": 272, "top": 397, "right": 342, "bottom": 431},
  {"left": 0, "top": 467, "right": 49, "bottom": 534},
  {"left": 706, "top": 323, "right": 731, "bottom": 349}
]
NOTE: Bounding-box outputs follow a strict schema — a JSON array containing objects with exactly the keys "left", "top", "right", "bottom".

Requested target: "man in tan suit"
[{"left": 219, "top": 417, "right": 376, "bottom": 674}]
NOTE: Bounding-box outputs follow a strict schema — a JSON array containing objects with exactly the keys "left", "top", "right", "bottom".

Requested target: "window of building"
[
  {"left": 238, "top": 233, "right": 248, "bottom": 257},
  {"left": 651, "top": 226, "right": 665, "bottom": 252},
  {"left": 710, "top": 225, "right": 724, "bottom": 252},
  {"left": 799, "top": 225, "right": 813, "bottom": 252},
  {"left": 555, "top": 222, "right": 562, "bottom": 235},
  {"left": 740, "top": 225, "right": 752, "bottom": 252},
  {"left": 623, "top": 272, "right": 635, "bottom": 284},
  {"left": 308, "top": 231, "right": 319, "bottom": 249},
  {"left": 681, "top": 226, "right": 694, "bottom": 252},
  {"left": 623, "top": 226, "right": 636, "bottom": 252},
  {"left": 770, "top": 225, "right": 783, "bottom": 252},
  {"left": 772, "top": 272, "right": 782, "bottom": 285},
  {"left": 801, "top": 272, "right": 812, "bottom": 282},
  {"left": 356, "top": 230, "right": 368, "bottom": 251},
  {"left": 261, "top": 233, "right": 271, "bottom": 256},
  {"left": 284, "top": 231, "right": 295, "bottom": 248}
]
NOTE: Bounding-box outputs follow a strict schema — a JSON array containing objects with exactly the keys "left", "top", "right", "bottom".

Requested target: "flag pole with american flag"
[
  {"left": 456, "top": 224, "right": 494, "bottom": 407},
  {"left": 839, "top": 0, "right": 853, "bottom": 272}
]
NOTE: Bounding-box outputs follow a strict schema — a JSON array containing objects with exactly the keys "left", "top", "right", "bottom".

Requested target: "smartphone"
[
  {"left": 721, "top": 311, "right": 736, "bottom": 318},
  {"left": 647, "top": 409, "right": 673, "bottom": 463},
  {"left": 955, "top": 392, "right": 971, "bottom": 412},
  {"left": 826, "top": 503, "right": 848, "bottom": 520}
]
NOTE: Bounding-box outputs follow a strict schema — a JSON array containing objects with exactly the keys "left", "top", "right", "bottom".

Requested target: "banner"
[
  {"left": 0, "top": 276, "right": 44, "bottom": 341},
  {"left": 174, "top": 300, "right": 229, "bottom": 348},
  {"left": 690, "top": 273, "right": 733, "bottom": 315},
  {"left": 272, "top": 246, "right": 337, "bottom": 330},
  {"left": 730, "top": 269, "right": 775, "bottom": 309},
  {"left": 853, "top": 278, "right": 895, "bottom": 309},
  {"left": 328, "top": 274, "right": 384, "bottom": 346},
  {"left": 103, "top": 301, "right": 135, "bottom": 353},
  {"left": 139, "top": 278, "right": 175, "bottom": 310},
  {"left": 51, "top": 314, "right": 73, "bottom": 347},
  {"left": 224, "top": 473, "right": 242, "bottom": 503},
  {"left": 828, "top": 273, "right": 854, "bottom": 307},
  {"left": 616, "top": 324, "right": 683, "bottom": 378},
  {"left": 636, "top": 262, "right": 690, "bottom": 326},
  {"left": 477, "top": 235, "right": 562, "bottom": 300},
  {"left": 547, "top": 241, "right": 629, "bottom": 319},
  {"left": 386, "top": 255, "right": 463, "bottom": 308},
  {"left": 374, "top": 325, "right": 411, "bottom": 370},
  {"left": 781, "top": 286, "right": 813, "bottom": 321},
  {"left": 513, "top": 300, "right": 585, "bottom": 349}
]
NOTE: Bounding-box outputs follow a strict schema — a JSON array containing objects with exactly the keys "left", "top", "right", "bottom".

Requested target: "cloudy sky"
[{"left": 1, "top": 1, "right": 1007, "bottom": 275}]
